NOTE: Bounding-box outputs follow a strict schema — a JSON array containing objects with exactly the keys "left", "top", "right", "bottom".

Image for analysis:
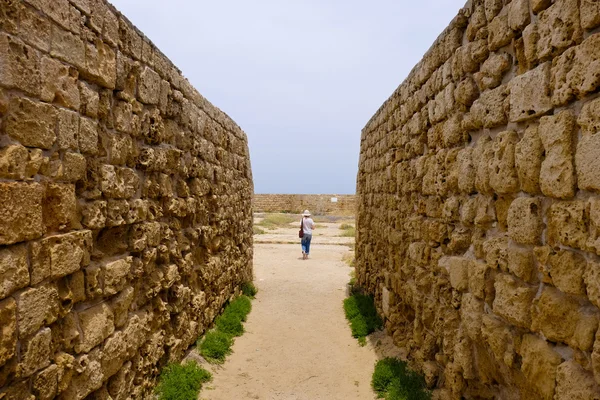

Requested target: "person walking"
[{"left": 300, "top": 210, "right": 315, "bottom": 260}]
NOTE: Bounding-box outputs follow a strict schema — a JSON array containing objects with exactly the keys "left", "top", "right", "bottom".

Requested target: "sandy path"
[{"left": 200, "top": 243, "right": 379, "bottom": 400}]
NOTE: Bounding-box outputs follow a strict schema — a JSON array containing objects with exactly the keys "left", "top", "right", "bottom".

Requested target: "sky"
[{"left": 110, "top": 0, "right": 467, "bottom": 194}]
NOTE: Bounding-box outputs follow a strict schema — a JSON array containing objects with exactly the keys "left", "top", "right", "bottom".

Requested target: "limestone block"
[
  {"left": 56, "top": 108, "right": 79, "bottom": 151},
  {"left": 31, "top": 230, "right": 92, "bottom": 284},
  {"left": 468, "top": 260, "right": 489, "bottom": 299},
  {"left": 509, "top": 62, "right": 552, "bottom": 122},
  {"left": 473, "top": 137, "right": 493, "bottom": 194},
  {"left": 0, "top": 244, "right": 29, "bottom": 300},
  {"left": 106, "top": 200, "right": 130, "bottom": 227},
  {"left": 456, "top": 40, "right": 489, "bottom": 75},
  {"left": 444, "top": 257, "right": 470, "bottom": 292},
  {"left": 42, "top": 183, "right": 79, "bottom": 232},
  {"left": 99, "top": 165, "right": 139, "bottom": 199},
  {"left": 0, "top": 33, "right": 41, "bottom": 96},
  {"left": 118, "top": 16, "right": 142, "bottom": 60},
  {"left": 16, "top": 284, "right": 59, "bottom": 337},
  {"left": 0, "top": 144, "right": 28, "bottom": 180},
  {"left": 75, "top": 303, "right": 115, "bottom": 353},
  {"left": 138, "top": 67, "right": 161, "bottom": 105},
  {"left": 32, "top": 364, "right": 58, "bottom": 400},
  {"left": 100, "top": 330, "right": 128, "bottom": 379},
  {"left": 441, "top": 113, "right": 466, "bottom": 147},
  {"left": 548, "top": 201, "right": 588, "bottom": 249},
  {"left": 466, "top": 85, "right": 508, "bottom": 129},
  {"left": 488, "top": 12, "right": 514, "bottom": 51},
  {"left": 4, "top": 97, "right": 57, "bottom": 149},
  {"left": 508, "top": 245, "right": 536, "bottom": 283},
  {"left": 18, "top": 327, "right": 51, "bottom": 378},
  {"left": 489, "top": 131, "right": 520, "bottom": 194},
  {"left": 41, "top": 56, "right": 80, "bottom": 110},
  {"left": 552, "top": 33, "right": 600, "bottom": 106},
  {"left": 547, "top": 250, "right": 585, "bottom": 295},
  {"left": 79, "top": 81, "right": 99, "bottom": 118},
  {"left": 582, "top": 0, "right": 600, "bottom": 30},
  {"left": 110, "top": 287, "right": 134, "bottom": 329},
  {"left": 515, "top": 125, "right": 543, "bottom": 194},
  {"left": 532, "top": 286, "right": 598, "bottom": 351},
  {"left": 481, "top": 314, "right": 517, "bottom": 367},
  {"left": 62, "top": 152, "right": 86, "bottom": 182},
  {"left": 493, "top": 273, "right": 536, "bottom": 329},
  {"left": 507, "top": 197, "right": 543, "bottom": 244},
  {"left": 475, "top": 195, "right": 496, "bottom": 227},
  {"left": 103, "top": 257, "right": 132, "bottom": 296},
  {"left": 555, "top": 360, "right": 600, "bottom": 400},
  {"left": 0, "top": 182, "right": 44, "bottom": 245},
  {"left": 457, "top": 147, "right": 475, "bottom": 194},
  {"left": 79, "top": 117, "right": 99, "bottom": 155},
  {"left": 522, "top": 23, "right": 539, "bottom": 66},
  {"left": 106, "top": 133, "right": 134, "bottom": 166},
  {"left": 532, "top": 0, "right": 552, "bottom": 13},
  {"left": 585, "top": 262, "right": 600, "bottom": 309},
  {"left": 81, "top": 201, "right": 107, "bottom": 230},
  {"left": 576, "top": 134, "right": 600, "bottom": 192},
  {"left": 520, "top": 334, "right": 563, "bottom": 400},
  {"left": 539, "top": 111, "right": 576, "bottom": 199},
  {"left": 461, "top": 293, "right": 484, "bottom": 341},
  {"left": 113, "top": 101, "right": 133, "bottom": 133},
  {"left": 508, "top": 0, "right": 531, "bottom": 31},
  {"left": 578, "top": 97, "right": 600, "bottom": 135},
  {"left": 82, "top": 39, "right": 116, "bottom": 89},
  {"left": 59, "top": 348, "right": 104, "bottom": 399},
  {"left": 0, "top": 298, "right": 17, "bottom": 368},
  {"left": 50, "top": 24, "right": 84, "bottom": 68},
  {"left": 474, "top": 52, "right": 512, "bottom": 90},
  {"left": 537, "top": 0, "right": 582, "bottom": 61}
]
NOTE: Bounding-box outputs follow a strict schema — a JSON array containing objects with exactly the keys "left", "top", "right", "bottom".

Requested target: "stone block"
[
  {"left": 100, "top": 165, "right": 139, "bottom": 199},
  {"left": 62, "top": 152, "right": 86, "bottom": 182},
  {"left": 488, "top": 12, "right": 514, "bottom": 51},
  {"left": 138, "top": 66, "right": 161, "bottom": 105},
  {"left": 489, "top": 131, "right": 519, "bottom": 194},
  {"left": 32, "top": 364, "right": 58, "bottom": 400},
  {"left": 110, "top": 287, "right": 134, "bottom": 329},
  {"left": 481, "top": 314, "right": 516, "bottom": 367},
  {"left": 578, "top": 97, "right": 600, "bottom": 135},
  {"left": 81, "top": 201, "right": 107, "bottom": 230},
  {"left": 4, "top": 97, "right": 57, "bottom": 149},
  {"left": 444, "top": 257, "right": 470, "bottom": 292},
  {"left": 532, "top": 286, "right": 598, "bottom": 351},
  {"left": 576, "top": 134, "right": 600, "bottom": 192},
  {"left": 113, "top": 101, "right": 133, "bottom": 133},
  {"left": 79, "top": 117, "right": 99, "bottom": 155},
  {"left": 103, "top": 257, "right": 132, "bottom": 296},
  {"left": 0, "top": 298, "right": 17, "bottom": 368},
  {"left": 118, "top": 16, "right": 142, "bottom": 60},
  {"left": 539, "top": 111, "right": 576, "bottom": 199},
  {"left": 508, "top": 0, "right": 531, "bottom": 31},
  {"left": 454, "top": 76, "right": 479, "bottom": 109},
  {"left": 42, "top": 183, "right": 79, "bottom": 232},
  {"left": 493, "top": 273, "right": 536, "bottom": 329},
  {"left": 537, "top": 0, "right": 582, "bottom": 61},
  {"left": 465, "top": 85, "right": 508, "bottom": 129},
  {"left": 582, "top": 0, "right": 600, "bottom": 30},
  {"left": 0, "top": 182, "right": 44, "bottom": 245},
  {"left": 31, "top": 230, "right": 92, "bottom": 284},
  {"left": 585, "top": 261, "right": 600, "bottom": 309},
  {"left": 79, "top": 81, "right": 99, "bottom": 118},
  {"left": 509, "top": 62, "right": 552, "bottom": 122},
  {"left": 0, "top": 33, "right": 41, "bottom": 96},
  {"left": 106, "top": 133, "right": 134, "bottom": 166},
  {"left": 507, "top": 197, "right": 543, "bottom": 244},
  {"left": 468, "top": 260, "right": 489, "bottom": 299},
  {"left": 50, "top": 24, "right": 84, "bottom": 68},
  {"left": 548, "top": 250, "right": 586, "bottom": 295},
  {"left": 548, "top": 201, "right": 588, "bottom": 249},
  {"left": 555, "top": 360, "right": 600, "bottom": 400},
  {"left": 17, "top": 2, "right": 52, "bottom": 52},
  {"left": 0, "top": 144, "right": 28, "bottom": 180},
  {"left": 59, "top": 347, "right": 104, "bottom": 399},
  {"left": 0, "top": 244, "right": 29, "bottom": 300},
  {"left": 515, "top": 125, "right": 543, "bottom": 194},
  {"left": 474, "top": 52, "right": 512, "bottom": 91},
  {"left": 461, "top": 293, "right": 484, "bottom": 341},
  {"left": 520, "top": 334, "right": 562, "bottom": 400},
  {"left": 75, "top": 303, "right": 115, "bottom": 353},
  {"left": 18, "top": 327, "right": 51, "bottom": 378},
  {"left": 507, "top": 245, "right": 536, "bottom": 283},
  {"left": 16, "top": 284, "right": 59, "bottom": 337},
  {"left": 41, "top": 56, "right": 80, "bottom": 110},
  {"left": 82, "top": 39, "right": 116, "bottom": 89},
  {"left": 57, "top": 108, "right": 79, "bottom": 151}
]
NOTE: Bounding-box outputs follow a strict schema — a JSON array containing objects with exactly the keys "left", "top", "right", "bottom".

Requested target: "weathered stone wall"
[
  {"left": 253, "top": 194, "right": 356, "bottom": 215},
  {"left": 0, "top": 0, "right": 253, "bottom": 398},
  {"left": 357, "top": 0, "right": 600, "bottom": 398}
]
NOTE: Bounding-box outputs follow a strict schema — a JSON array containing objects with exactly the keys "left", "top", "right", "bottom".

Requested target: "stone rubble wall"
[
  {"left": 253, "top": 194, "right": 356, "bottom": 215},
  {"left": 356, "top": 0, "right": 600, "bottom": 398},
  {"left": 0, "top": 0, "right": 253, "bottom": 398}
]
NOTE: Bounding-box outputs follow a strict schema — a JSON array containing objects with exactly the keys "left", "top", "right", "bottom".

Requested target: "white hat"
[{"left": 302, "top": 210, "right": 311, "bottom": 216}]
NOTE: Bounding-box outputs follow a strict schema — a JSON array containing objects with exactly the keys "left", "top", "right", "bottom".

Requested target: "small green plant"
[
  {"left": 242, "top": 282, "right": 258, "bottom": 298},
  {"left": 372, "top": 358, "right": 431, "bottom": 400},
  {"left": 155, "top": 361, "right": 212, "bottom": 400},
  {"left": 343, "top": 292, "right": 382, "bottom": 345},
  {"left": 340, "top": 225, "right": 356, "bottom": 237},
  {"left": 253, "top": 226, "right": 266, "bottom": 235},
  {"left": 340, "top": 223, "right": 354, "bottom": 230},
  {"left": 257, "top": 213, "right": 298, "bottom": 230},
  {"left": 227, "top": 295, "right": 252, "bottom": 322},
  {"left": 215, "top": 311, "right": 244, "bottom": 336},
  {"left": 199, "top": 331, "right": 233, "bottom": 363},
  {"left": 349, "top": 270, "right": 357, "bottom": 287}
]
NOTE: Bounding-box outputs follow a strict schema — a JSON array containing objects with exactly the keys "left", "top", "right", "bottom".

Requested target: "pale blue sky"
[{"left": 110, "top": 0, "right": 466, "bottom": 194}]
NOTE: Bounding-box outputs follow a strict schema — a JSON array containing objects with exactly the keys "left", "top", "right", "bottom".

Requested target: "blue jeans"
[{"left": 301, "top": 234, "right": 312, "bottom": 255}]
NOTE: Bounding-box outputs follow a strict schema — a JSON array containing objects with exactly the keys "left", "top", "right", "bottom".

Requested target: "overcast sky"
[{"left": 110, "top": 0, "right": 466, "bottom": 194}]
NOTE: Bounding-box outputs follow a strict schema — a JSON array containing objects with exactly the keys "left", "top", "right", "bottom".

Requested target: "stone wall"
[
  {"left": 356, "top": 0, "right": 600, "bottom": 398},
  {"left": 253, "top": 194, "right": 356, "bottom": 215},
  {"left": 0, "top": 0, "right": 253, "bottom": 399}
]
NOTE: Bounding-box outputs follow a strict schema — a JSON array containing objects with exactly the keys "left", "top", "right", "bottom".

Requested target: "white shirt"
[{"left": 302, "top": 217, "right": 315, "bottom": 235}]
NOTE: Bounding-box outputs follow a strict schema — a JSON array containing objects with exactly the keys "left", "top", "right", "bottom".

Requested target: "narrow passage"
[{"left": 201, "top": 240, "right": 381, "bottom": 400}]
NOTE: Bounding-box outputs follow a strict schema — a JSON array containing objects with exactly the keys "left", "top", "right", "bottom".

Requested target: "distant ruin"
[
  {"left": 253, "top": 194, "right": 356, "bottom": 215},
  {"left": 0, "top": 0, "right": 253, "bottom": 398},
  {"left": 357, "top": 0, "right": 600, "bottom": 398}
]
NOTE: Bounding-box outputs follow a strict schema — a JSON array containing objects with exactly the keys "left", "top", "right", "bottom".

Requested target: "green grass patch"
[
  {"left": 340, "top": 223, "right": 354, "bottom": 230},
  {"left": 257, "top": 213, "right": 299, "bottom": 230},
  {"left": 372, "top": 358, "right": 431, "bottom": 400},
  {"left": 242, "top": 282, "right": 258, "bottom": 298},
  {"left": 343, "top": 292, "right": 382, "bottom": 345},
  {"left": 340, "top": 225, "right": 356, "bottom": 237},
  {"left": 199, "top": 331, "right": 233, "bottom": 363},
  {"left": 253, "top": 226, "right": 266, "bottom": 235},
  {"left": 155, "top": 361, "right": 212, "bottom": 400},
  {"left": 228, "top": 295, "right": 252, "bottom": 321}
]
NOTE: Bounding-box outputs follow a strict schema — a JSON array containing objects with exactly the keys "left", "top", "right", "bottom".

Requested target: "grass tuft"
[
  {"left": 253, "top": 226, "right": 266, "bottom": 235},
  {"left": 257, "top": 213, "right": 299, "bottom": 230},
  {"left": 228, "top": 295, "right": 252, "bottom": 322},
  {"left": 242, "top": 282, "right": 258, "bottom": 298},
  {"left": 199, "top": 331, "right": 233, "bottom": 363},
  {"left": 155, "top": 361, "right": 212, "bottom": 400},
  {"left": 339, "top": 224, "right": 356, "bottom": 237},
  {"left": 372, "top": 358, "right": 431, "bottom": 400},
  {"left": 343, "top": 292, "right": 382, "bottom": 345}
]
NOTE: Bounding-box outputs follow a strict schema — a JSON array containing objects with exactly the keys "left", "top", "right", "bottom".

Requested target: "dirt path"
[{"left": 199, "top": 240, "right": 381, "bottom": 400}]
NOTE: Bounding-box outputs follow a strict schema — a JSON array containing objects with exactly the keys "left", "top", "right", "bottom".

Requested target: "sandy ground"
[{"left": 194, "top": 215, "right": 402, "bottom": 400}]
